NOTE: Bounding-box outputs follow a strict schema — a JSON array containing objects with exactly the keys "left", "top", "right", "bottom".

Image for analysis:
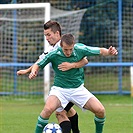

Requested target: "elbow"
[
  {"left": 85, "top": 60, "right": 89, "bottom": 65},
  {"left": 84, "top": 58, "right": 89, "bottom": 65}
]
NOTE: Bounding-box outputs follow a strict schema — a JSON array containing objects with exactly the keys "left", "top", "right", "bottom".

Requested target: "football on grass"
[{"left": 43, "top": 123, "right": 62, "bottom": 133}]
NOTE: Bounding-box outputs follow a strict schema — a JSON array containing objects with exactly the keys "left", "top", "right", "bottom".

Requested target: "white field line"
[{"left": 106, "top": 103, "right": 132, "bottom": 107}]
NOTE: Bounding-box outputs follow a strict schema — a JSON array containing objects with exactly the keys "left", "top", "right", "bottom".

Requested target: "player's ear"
[{"left": 56, "top": 31, "right": 60, "bottom": 36}]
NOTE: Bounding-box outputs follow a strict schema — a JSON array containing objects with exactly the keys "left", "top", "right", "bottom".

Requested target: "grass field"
[{"left": 0, "top": 95, "right": 132, "bottom": 133}]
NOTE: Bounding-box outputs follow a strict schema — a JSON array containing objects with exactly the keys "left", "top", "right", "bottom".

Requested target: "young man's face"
[
  {"left": 44, "top": 28, "right": 60, "bottom": 46},
  {"left": 61, "top": 42, "right": 74, "bottom": 57}
]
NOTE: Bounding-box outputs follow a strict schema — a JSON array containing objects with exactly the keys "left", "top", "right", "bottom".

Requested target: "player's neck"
[
  {"left": 52, "top": 44, "right": 55, "bottom": 47},
  {"left": 52, "top": 39, "right": 60, "bottom": 47}
]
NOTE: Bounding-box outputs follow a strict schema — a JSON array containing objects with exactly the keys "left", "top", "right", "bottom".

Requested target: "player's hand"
[
  {"left": 17, "top": 69, "right": 29, "bottom": 75},
  {"left": 29, "top": 71, "right": 38, "bottom": 79},
  {"left": 58, "top": 62, "right": 73, "bottom": 71},
  {"left": 108, "top": 46, "right": 118, "bottom": 55}
]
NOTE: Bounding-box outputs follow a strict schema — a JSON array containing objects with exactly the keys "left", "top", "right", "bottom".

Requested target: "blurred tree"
[
  {"left": 71, "top": 0, "right": 97, "bottom": 10},
  {"left": 79, "top": 0, "right": 118, "bottom": 47},
  {"left": 0, "top": 0, "right": 12, "bottom": 4}
]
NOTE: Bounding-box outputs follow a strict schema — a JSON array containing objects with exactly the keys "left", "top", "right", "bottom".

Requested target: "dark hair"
[
  {"left": 44, "top": 20, "right": 62, "bottom": 36},
  {"left": 60, "top": 33, "right": 75, "bottom": 46}
]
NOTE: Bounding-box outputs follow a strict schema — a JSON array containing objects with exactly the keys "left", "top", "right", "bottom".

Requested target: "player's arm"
[
  {"left": 71, "top": 57, "right": 88, "bottom": 68},
  {"left": 17, "top": 58, "right": 41, "bottom": 75},
  {"left": 100, "top": 46, "right": 118, "bottom": 56},
  {"left": 29, "top": 64, "right": 39, "bottom": 79},
  {"left": 17, "top": 65, "right": 33, "bottom": 75},
  {"left": 58, "top": 57, "right": 88, "bottom": 71},
  {"left": 17, "top": 51, "right": 47, "bottom": 76},
  {"left": 29, "top": 53, "right": 51, "bottom": 79}
]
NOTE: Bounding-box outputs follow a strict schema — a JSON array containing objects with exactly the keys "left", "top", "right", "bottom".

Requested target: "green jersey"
[{"left": 38, "top": 43, "right": 100, "bottom": 88}]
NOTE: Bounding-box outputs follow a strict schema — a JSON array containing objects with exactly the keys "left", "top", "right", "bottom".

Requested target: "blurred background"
[{"left": 0, "top": 0, "right": 132, "bottom": 98}]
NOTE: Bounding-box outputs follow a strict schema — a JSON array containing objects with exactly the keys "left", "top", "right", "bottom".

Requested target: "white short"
[{"left": 49, "top": 84, "right": 94, "bottom": 112}]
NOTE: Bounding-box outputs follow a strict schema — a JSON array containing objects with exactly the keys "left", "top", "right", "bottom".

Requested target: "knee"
[
  {"left": 55, "top": 111, "right": 66, "bottom": 119},
  {"left": 55, "top": 111, "right": 69, "bottom": 123},
  {"left": 96, "top": 106, "right": 105, "bottom": 118},
  {"left": 41, "top": 107, "right": 53, "bottom": 118},
  {"left": 67, "top": 108, "right": 76, "bottom": 117}
]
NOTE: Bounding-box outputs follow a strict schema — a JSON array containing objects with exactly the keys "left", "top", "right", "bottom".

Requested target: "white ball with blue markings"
[{"left": 43, "top": 123, "right": 62, "bottom": 133}]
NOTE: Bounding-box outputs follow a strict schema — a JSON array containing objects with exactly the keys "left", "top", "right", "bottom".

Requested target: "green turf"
[{"left": 0, "top": 95, "right": 132, "bottom": 133}]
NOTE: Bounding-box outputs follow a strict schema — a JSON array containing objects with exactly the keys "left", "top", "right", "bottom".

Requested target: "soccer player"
[
  {"left": 17, "top": 20, "right": 88, "bottom": 133},
  {"left": 29, "top": 33, "right": 118, "bottom": 133}
]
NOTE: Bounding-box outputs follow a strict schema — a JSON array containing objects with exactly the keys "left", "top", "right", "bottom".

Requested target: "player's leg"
[
  {"left": 56, "top": 102, "right": 80, "bottom": 133},
  {"left": 84, "top": 97, "right": 106, "bottom": 133},
  {"left": 56, "top": 111, "right": 71, "bottom": 133},
  {"left": 35, "top": 95, "right": 61, "bottom": 133},
  {"left": 50, "top": 86, "right": 72, "bottom": 133},
  {"left": 72, "top": 85, "right": 105, "bottom": 133},
  {"left": 65, "top": 103, "right": 80, "bottom": 133}
]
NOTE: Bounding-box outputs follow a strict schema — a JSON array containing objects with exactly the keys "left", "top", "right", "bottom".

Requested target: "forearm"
[
  {"left": 26, "top": 65, "right": 33, "bottom": 73},
  {"left": 29, "top": 59, "right": 40, "bottom": 73},
  {"left": 32, "top": 64, "right": 39, "bottom": 72},
  {"left": 22, "top": 59, "right": 40, "bottom": 73},
  {"left": 100, "top": 48, "right": 109, "bottom": 56},
  {"left": 29, "top": 64, "right": 39, "bottom": 79},
  {"left": 71, "top": 57, "right": 88, "bottom": 68},
  {"left": 58, "top": 57, "right": 88, "bottom": 71},
  {"left": 25, "top": 59, "right": 40, "bottom": 73},
  {"left": 100, "top": 46, "right": 118, "bottom": 56}
]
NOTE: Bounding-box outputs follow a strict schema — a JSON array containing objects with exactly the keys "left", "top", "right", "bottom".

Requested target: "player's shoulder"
[
  {"left": 74, "top": 43, "right": 87, "bottom": 50},
  {"left": 47, "top": 47, "right": 61, "bottom": 57},
  {"left": 75, "top": 43, "right": 99, "bottom": 50},
  {"left": 75, "top": 43, "right": 85, "bottom": 47}
]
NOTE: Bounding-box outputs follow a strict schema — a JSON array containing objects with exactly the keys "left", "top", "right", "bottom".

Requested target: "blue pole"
[
  {"left": 118, "top": 0, "right": 122, "bottom": 94},
  {"left": 13, "top": 0, "right": 17, "bottom": 94}
]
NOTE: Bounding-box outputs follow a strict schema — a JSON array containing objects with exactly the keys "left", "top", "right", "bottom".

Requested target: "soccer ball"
[{"left": 43, "top": 123, "right": 62, "bottom": 133}]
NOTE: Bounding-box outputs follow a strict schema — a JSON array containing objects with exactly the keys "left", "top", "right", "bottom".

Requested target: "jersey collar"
[{"left": 53, "top": 40, "right": 61, "bottom": 50}]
